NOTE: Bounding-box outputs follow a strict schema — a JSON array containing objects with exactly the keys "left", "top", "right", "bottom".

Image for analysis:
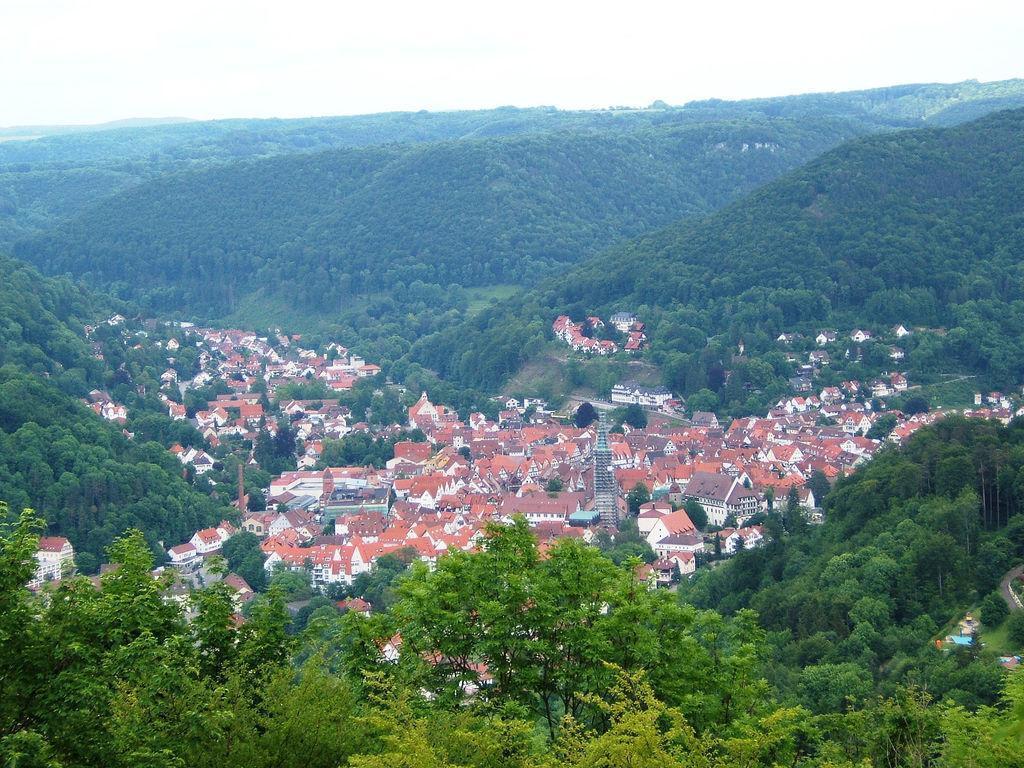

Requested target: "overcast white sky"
[{"left": 2, "top": 0, "right": 1022, "bottom": 126}]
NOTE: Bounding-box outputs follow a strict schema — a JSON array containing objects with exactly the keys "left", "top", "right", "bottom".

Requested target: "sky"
[{"left": 2, "top": 0, "right": 1023, "bottom": 126}]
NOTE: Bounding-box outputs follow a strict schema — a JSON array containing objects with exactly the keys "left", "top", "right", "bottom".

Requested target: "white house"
[
  {"left": 190, "top": 527, "right": 228, "bottom": 555},
  {"left": 610, "top": 383, "right": 673, "bottom": 408},
  {"left": 29, "top": 537, "right": 75, "bottom": 589},
  {"left": 167, "top": 542, "right": 200, "bottom": 571}
]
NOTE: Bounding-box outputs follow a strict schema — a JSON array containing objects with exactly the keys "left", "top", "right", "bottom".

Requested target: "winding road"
[{"left": 1000, "top": 565, "right": 1024, "bottom": 610}]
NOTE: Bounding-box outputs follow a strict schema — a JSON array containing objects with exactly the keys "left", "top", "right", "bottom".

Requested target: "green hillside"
[
  {"left": 685, "top": 416, "right": 1024, "bottom": 710},
  {"left": 8, "top": 78, "right": 1024, "bottom": 277},
  {"left": 0, "top": 254, "right": 106, "bottom": 389},
  {"left": 417, "top": 107, "right": 1024, "bottom": 402},
  {"left": 0, "top": 256, "right": 231, "bottom": 566},
  {"left": 14, "top": 118, "right": 867, "bottom": 315}
]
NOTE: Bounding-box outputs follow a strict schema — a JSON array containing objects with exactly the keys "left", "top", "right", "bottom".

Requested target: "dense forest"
[
  {"left": 684, "top": 417, "right": 1024, "bottom": 710},
  {"left": 3, "top": 502, "right": 1024, "bottom": 767},
  {"left": 0, "top": 255, "right": 107, "bottom": 391},
  {"left": 10, "top": 80, "right": 1024, "bottom": 316},
  {"left": 16, "top": 118, "right": 872, "bottom": 313},
  {"left": 0, "top": 368, "right": 232, "bottom": 570},
  {"left": 0, "top": 256, "right": 230, "bottom": 567},
  {"left": 417, "top": 107, "right": 1024, "bottom": 402}
]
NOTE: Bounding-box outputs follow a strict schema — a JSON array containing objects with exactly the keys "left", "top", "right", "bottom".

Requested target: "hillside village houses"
[{"left": 552, "top": 313, "right": 648, "bottom": 355}]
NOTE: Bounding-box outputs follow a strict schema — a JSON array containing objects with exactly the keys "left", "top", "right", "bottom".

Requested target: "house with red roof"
[{"left": 29, "top": 536, "right": 75, "bottom": 589}]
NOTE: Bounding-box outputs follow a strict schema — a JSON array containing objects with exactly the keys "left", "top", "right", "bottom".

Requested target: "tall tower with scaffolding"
[{"left": 593, "top": 412, "right": 619, "bottom": 527}]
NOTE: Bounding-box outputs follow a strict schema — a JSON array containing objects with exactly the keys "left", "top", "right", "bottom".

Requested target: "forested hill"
[
  {"left": 0, "top": 254, "right": 107, "bottom": 390},
  {"left": 0, "top": 256, "right": 231, "bottom": 567},
  {"left": 418, "top": 107, "right": 1024, "bottom": 394},
  {"left": 15, "top": 118, "right": 868, "bottom": 314},
  {"left": 684, "top": 416, "right": 1024, "bottom": 711},
  {"left": 8, "top": 79, "right": 1024, "bottom": 288}
]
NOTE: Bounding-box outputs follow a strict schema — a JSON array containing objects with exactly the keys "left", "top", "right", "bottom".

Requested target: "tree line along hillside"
[
  {"left": 15, "top": 118, "right": 871, "bottom": 314},
  {"left": 0, "top": 255, "right": 230, "bottom": 568},
  {"left": 0, "top": 254, "right": 108, "bottom": 390},
  {"left": 415, "top": 107, "right": 1024, "bottom": 396},
  {"left": 8, "top": 78, "right": 1024, "bottom": 289},
  {"left": 0, "top": 369, "right": 232, "bottom": 570}
]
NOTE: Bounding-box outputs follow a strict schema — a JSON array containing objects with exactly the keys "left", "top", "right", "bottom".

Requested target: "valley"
[{"left": 4, "top": 75, "right": 1024, "bottom": 766}]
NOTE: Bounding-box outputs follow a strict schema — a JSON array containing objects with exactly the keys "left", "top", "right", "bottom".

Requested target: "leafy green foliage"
[
  {"left": 684, "top": 416, "right": 1024, "bottom": 708},
  {"left": 222, "top": 531, "right": 267, "bottom": 591},
  {"left": 980, "top": 591, "right": 1009, "bottom": 627},
  {"left": 573, "top": 402, "right": 598, "bottom": 428},
  {"left": 0, "top": 255, "right": 105, "bottom": 393},
  {"left": 3, "top": 509, "right": 1024, "bottom": 765},
  {"left": 0, "top": 369, "right": 231, "bottom": 565},
  {"left": 17, "top": 119, "right": 872, "bottom": 320}
]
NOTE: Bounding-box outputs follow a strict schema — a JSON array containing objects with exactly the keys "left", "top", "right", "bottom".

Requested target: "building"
[
  {"left": 593, "top": 417, "right": 619, "bottom": 527},
  {"left": 30, "top": 536, "right": 75, "bottom": 589},
  {"left": 167, "top": 543, "right": 201, "bottom": 571},
  {"left": 683, "top": 471, "right": 760, "bottom": 527},
  {"left": 610, "top": 383, "right": 673, "bottom": 408},
  {"left": 610, "top": 312, "right": 638, "bottom": 332}
]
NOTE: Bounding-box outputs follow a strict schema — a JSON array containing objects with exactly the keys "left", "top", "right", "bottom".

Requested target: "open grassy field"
[{"left": 464, "top": 284, "right": 522, "bottom": 315}]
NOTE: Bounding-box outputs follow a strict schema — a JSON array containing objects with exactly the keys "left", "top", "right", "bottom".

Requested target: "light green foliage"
[{"left": 3, "top": 505, "right": 1024, "bottom": 765}]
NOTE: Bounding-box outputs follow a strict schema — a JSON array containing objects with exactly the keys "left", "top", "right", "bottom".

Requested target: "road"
[
  {"left": 904, "top": 374, "right": 976, "bottom": 392},
  {"left": 1000, "top": 565, "right": 1024, "bottom": 610}
]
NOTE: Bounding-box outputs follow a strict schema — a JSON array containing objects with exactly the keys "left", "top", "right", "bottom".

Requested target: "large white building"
[
  {"left": 610, "top": 383, "right": 673, "bottom": 408},
  {"left": 683, "top": 472, "right": 761, "bottom": 527},
  {"left": 29, "top": 536, "right": 75, "bottom": 589}
]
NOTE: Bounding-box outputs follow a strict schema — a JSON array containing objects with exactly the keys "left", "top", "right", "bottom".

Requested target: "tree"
[
  {"left": 622, "top": 403, "right": 647, "bottom": 430},
  {"left": 783, "top": 486, "right": 807, "bottom": 536},
  {"left": 1006, "top": 611, "right": 1024, "bottom": 647},
  {"left": 867, "top": 413, "right": 898, "bottom": 440},
  {"left": 684, "top": 499, "right": 708, "bottom": 531},
  {"left": 902, "top": 394, "right": 930, "bottom": 415},
  {"left": 545, "top": 477, "right": 564, "bottom": 493},
  {"left": 806, "top": 470, "right": 831, "bottom": 507},
  {"left": 979, "top": 592, "right": 1009, "bottom": 627},
  {"left": 574, "top": 402, "right": 599, "bottom": 428},
  {"left": 627, "top": 483, "right": 651, "bottom": 515}
]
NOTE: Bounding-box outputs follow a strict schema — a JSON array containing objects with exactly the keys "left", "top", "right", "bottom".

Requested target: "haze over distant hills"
[
  {"left": 0, "top": 117, "right": 196, "bottom": 141},
  {"left": 10, "top": 79, "right": 1024, "bottom": 319},
  {"left": 3, "top": 78, "right": 1023, "bottom": 249}
]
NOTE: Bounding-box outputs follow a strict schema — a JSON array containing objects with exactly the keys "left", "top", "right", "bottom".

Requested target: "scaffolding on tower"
[{"left": 593, "top": 412, "right": 619, "bottom": 527}]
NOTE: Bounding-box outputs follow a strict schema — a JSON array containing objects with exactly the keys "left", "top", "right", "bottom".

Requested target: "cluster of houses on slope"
[
  {"left": 81, "top": 316, "right": 387, "bottom": 478},
  {"left": 776, "top": 325, "right": 912, "bottom": 349},
  {"left": 165, "top": 520, "right": 240, "bottom": 571},
  {"left": 164, "top": 327, "right": 381, "bottom": 399},
  {"left": 773, "top": 325, "right": 920, "bottom": 396},
  {"left": 82, "top": 389, "right": 128, "bottom": 424},
  {"left": 143, "top": 325, "right": 386, "bottom": 472},
  {"left": 552, "top": 312, "right": 647, "bottom": 355}
]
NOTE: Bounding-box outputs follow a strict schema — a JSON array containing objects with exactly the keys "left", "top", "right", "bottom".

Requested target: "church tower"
[{"left": 593, "top": 414, "right": 618, "bottom": 527}]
